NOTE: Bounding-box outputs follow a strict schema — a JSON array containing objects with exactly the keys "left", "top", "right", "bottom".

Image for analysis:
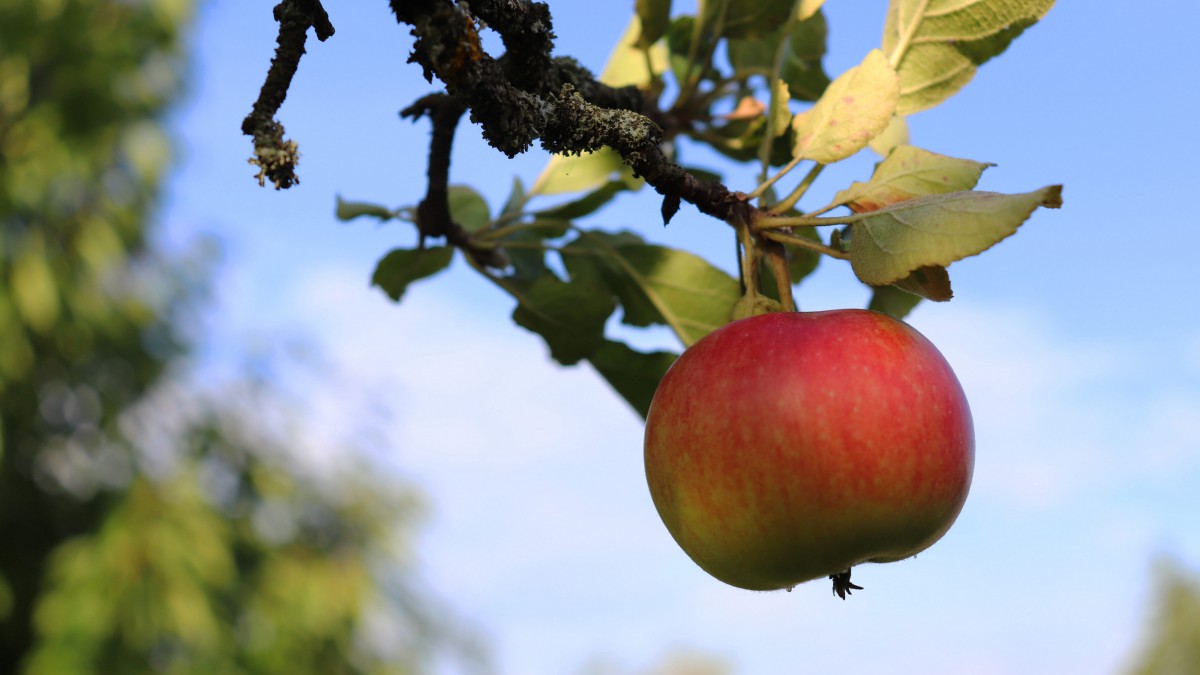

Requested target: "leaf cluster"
[{"left": 332, "top": 0, "right": 1062, "bottom": 416}]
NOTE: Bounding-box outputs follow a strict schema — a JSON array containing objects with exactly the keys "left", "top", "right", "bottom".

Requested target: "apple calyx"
[{"left": 830, "top": 568, "right": 864, "bottom": 600}]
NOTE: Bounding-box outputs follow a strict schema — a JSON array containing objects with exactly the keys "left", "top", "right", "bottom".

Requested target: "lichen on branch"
[{"left": 242, "top": 0, "right": 334, "bottom": 189}]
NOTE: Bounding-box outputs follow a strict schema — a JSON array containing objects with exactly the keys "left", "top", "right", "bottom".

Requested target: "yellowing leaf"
[
  {"left": 798, "top": 0, "right": 826, "bottom": 21},
  {"left": 529, "top": 148, "right": 632, "bottom": 197},
  {"left": 770, "top": 80, "right": 792, "bottom": 137},
  {"left": 791, "top": 49, "right": 899, "bottom": 164},
  {"left": 599, "top": 15, "right": 669, "bottom": 88},
  {"left": 868, "top": 115, "right": 910, "bottom": 156},
  {"left": 883, "top": 0, "right": 1055, "bottom": 114},
  {"left": 848, "top": 185, "right": 1062, "bottom": 285},
  {"left": 833, "top": 144, "right": 993, "bottom": 213}
]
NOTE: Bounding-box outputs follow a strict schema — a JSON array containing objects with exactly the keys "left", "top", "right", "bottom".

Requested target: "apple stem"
[{"left": 766, "top": 240, "right": 796, "bottom": 311}]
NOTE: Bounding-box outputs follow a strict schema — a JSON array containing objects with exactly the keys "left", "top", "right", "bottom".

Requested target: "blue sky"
[{"left": 163, "top": 2, "right": 1200, "bottom": 673}]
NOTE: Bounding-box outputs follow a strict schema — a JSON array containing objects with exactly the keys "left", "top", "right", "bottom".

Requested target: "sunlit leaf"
[
  {"left": 529, "top": 149, "right": 632, "bottom": 197},
  {"left": 533, "top": 181, "right": 631, "bottom": 220},
  {"left": 599, "top": 14, "right": 669, "bottom": 87},
  {"left": 868, "top": 115, "right": 910, "bottom": 157},
  {"left": 798, "top": 0, "right": 825, "bottom": 21},
  {"left": 833, "top": 144, "right": 993, "bottom": 213},
  {"left": 769, "top": 80, "right": 792, "bottom": 136},
  {"left": 848, "top": 185, "right": 1063, "bottom": 285},
  {"left": 883, "top": 0, "right": 1055, "bottom": 114},
  {"left": 791, "top": 49, "right": 899, "bottom": 164}
]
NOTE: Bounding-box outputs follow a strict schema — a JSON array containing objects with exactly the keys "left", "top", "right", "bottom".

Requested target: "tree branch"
[
  {"left": 400, "top": 95, "right": 508, "bottom": 269},
  {"left": 242, "top": 0, "right": 334, "bottom": 189},
  {"left": 394, "top": 0, "right": 754, "bottom": 230}
]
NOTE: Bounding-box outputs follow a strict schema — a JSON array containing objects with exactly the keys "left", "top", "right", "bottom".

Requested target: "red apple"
[{"left": 644, "top": 310, "right": 974, "bottom": 592}]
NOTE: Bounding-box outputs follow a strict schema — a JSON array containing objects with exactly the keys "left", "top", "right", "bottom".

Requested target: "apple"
[{"left": 643, "top": 310, "right": 974, "bottom": 593}]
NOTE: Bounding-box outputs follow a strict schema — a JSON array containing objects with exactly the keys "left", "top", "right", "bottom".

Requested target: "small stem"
[
  {"left": 771, "top": 162, "right": 825, "bottom": 214},
  {"left": 802, "top": 201, "right": 840, "bottom": 218},
  {"left": 760, "top": 230, "right": 849, "bottom": 259},
  {"left": 676, "top": 0, "right": 728, "bottom": 105},
  {"left": 756, "top": 0, "right": 805, "bottom": 191},
  {"left": 766, "top": 240, "right": 796, "bottom": 311},
  {"left": 747, "top": 156, "right": 803, "bottom": 201},
  {"left": 479, "top": 219, "right": 571, "bottom": 241},
  {"left": 736, "top": 220, "right": 760, "bottom": 293},
  {"left": 757, "top": 210, "right": 872, "bottom": 230}
]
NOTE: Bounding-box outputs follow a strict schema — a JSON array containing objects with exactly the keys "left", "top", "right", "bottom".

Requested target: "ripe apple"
[{"left": 643, "top": 310, "right": 974, "bottom": 592}]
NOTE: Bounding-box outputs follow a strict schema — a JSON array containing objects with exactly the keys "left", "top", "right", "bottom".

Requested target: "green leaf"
[
  {"left": 891, "top": 265, "right": 953, "bottom": 301},
  {"left": 511, "top": 276, "right": 616, "bottom": 365},
  {"left": 599, "top": 14, "right": 669, "bottom": 88},
  {"left": 868, "top": 284, "right": 923, "bottom": 319},
  {"left": 636, "top": 0, "right": 672, "bottom": 47},
  {"left": 447, "top": 185, "right": 490, "bottom": 232},
  {"left": 848, "top": 185, "right": 1063, "bottom": 285},
  {"left": 883, "top": 0, "right": 1055, "bottom": 114},
  {"left": 498, "top": 176, "right": 528, "bottom": 222},
  {"left": 791, "top": 49, "right": 899, "bottom": 164},
  {"left": 563, "top": 230, "right": 741, "bottom": 347},
  {"left": 704, "top": 0, "right": 795, "bottom": 39},
  {"left": 780, "top": 9, "right": 832, "bottom": 101},
  {"left": 833, "top": 144, "right": 994, "bottom": 213},
  {"left": 335, "top": 196, "right": 393, "bottom": 222},
  {"left": 371, "top": 247, "right": 455, "bottom": 302},
  {"left": 587, "top": 340, "right": 677, "bottom": 419},
  {"left": 666, "top": 15, "right": 715, "bottom": 88},
  {"left": 533, "top": 181, "right": 630, "bottom": 220},
  {"left": 529, "top": 149, "right": 630, "bottom": 197},
  {"left": 501, "top": 218, "right": 572, "bottom": 283},
  {"left": 868, "top": 114, "right": 910, "bottom": 157},
  {"left": 726, "top": 11, "right": 830, "bottom": 101},
  {"left": 785, "top": 228, "right": 823, "bottom": 283}
]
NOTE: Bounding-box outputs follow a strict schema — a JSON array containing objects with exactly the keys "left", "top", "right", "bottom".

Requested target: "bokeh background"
[{"left": 3, "top": 0, "right": 1199, "bottom": 673}]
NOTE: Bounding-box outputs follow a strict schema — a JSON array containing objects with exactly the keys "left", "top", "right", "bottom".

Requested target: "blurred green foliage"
[
  {"left": 1, "top": 0, "right": 482, "bottom": 672},
  {"left": 1126, "top": 559, "right": 1200, "bottom": 675}
]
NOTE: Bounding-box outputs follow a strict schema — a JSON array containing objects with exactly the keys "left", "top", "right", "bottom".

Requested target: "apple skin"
[{"left": 643, "top": 310, "right": 974, "bottom": 591}]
